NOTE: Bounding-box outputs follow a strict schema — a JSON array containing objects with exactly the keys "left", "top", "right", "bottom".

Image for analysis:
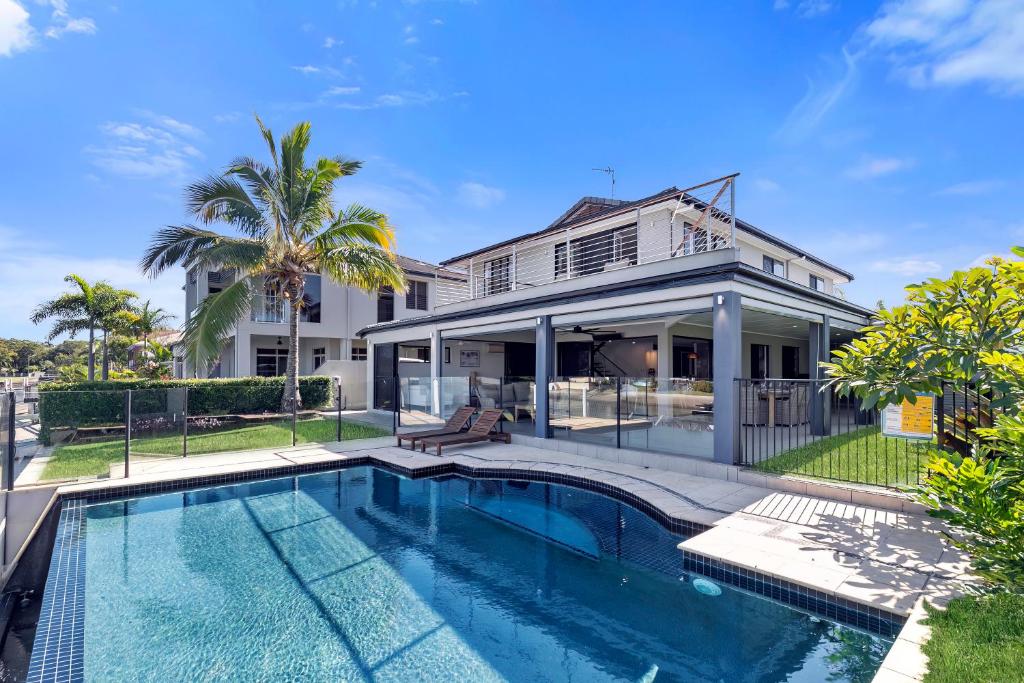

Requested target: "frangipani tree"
[
  {"left": 824, "top": 249, "right": 1024, "bottom": 587},
  {"left": 141, "top": 116, "right": 405, "bottom": 409}
]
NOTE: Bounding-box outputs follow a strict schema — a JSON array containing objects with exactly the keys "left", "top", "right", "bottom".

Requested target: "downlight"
[{"left": 692, "top": 578, "right": 722, "bottom": 597}]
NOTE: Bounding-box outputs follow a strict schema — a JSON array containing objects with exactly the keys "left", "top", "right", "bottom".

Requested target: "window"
[
  {"left": 554, "top": 242, "right": 568, "bottom": 278},
  {"left": 312, "top": 347, "right": 326, "bottom": 371},
  {"left": 485, "top": 256, "right": 511, "bottom": 295},
  {"left": 809, "top": 274, "right": 825, "bottom": 292},
  {"left": 377, "top": 286, "right": 394, "bottom": 323},
  {"left": 300, "top": 275, "right": 322, "bottom": 322},
  {"left": 351, "top": 344, "right": 367, "bottom": 361},
  {"left": 406, "top": 280, "right": 428, "bottom": 310},
  {"left": 611, "top": 225, "right": 637, "bottom": 264},
  {"left": 256, "top": 347, "right": 289, "bottom": 377},
  {"left": 750, "top": 343, "right": 770, "bottom": 379},
  {"left": 763, "top": 256, "right": 785, "bottom": 277}
]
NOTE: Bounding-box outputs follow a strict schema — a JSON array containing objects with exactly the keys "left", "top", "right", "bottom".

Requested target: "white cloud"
[
  {"left": 0, "top": 226, "right": 184, "bottom": 340},
  {"left": 85, "top": 115, "right": 203, "bottom": 181},
  {"left": 863, "top": 0, "right": 1024, "bottom": 94},
  {"left": 776, "top": 49, "right": 858, "bottom": 141},
  {"left": 0, "top": 0, "right": 34, "bottom": 56},
  {"left": 334, "top": 90, "right": 450, "bottom": 110},
  {"left": 774, "top": 0, "right": 835, "bottom": 17},
  {"left": 213, "top": 111, "right": 242, "bottom": 124},
  {"left": 456, "top": 181, "right": 505, "bottom": 209},
  {"left": 291, "top": 64, "right": 320, "bottom": 74},
  {"left": 323, "top": 36, "right": 340, "bottom": 48},
  {"left": 844, "top": 155, "right": 914, "bottom": 180},
  {"left": 869, "top": 257, "right": 942, "bottom": 276},
  {"left": 430, "top": 18, "right": 444, "bottom": 25},
  {"left": 753, "top": 178, "right": 781, "bottom": 192},
  {"left": 324, "top": 85, "right": 360, "bottom": 96},
  {"left": 937, "top": 178, "right": 1006, "bottom": 195},
  {"left": 43, "top": 0, "right": 95, "bottom": 39}
]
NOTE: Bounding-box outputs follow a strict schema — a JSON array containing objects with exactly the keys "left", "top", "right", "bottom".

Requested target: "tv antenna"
[{"left": 592, "top": 166, "right": 615, "bottom": 199}]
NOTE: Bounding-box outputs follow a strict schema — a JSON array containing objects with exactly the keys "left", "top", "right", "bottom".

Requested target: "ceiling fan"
[{"left": 571, "top": 325, "right": 623, "bottom": 342}]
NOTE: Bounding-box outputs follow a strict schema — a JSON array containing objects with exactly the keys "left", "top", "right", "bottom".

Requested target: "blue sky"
[{"left": 1, "top": 0, "right": 1022, "bottom": 340}]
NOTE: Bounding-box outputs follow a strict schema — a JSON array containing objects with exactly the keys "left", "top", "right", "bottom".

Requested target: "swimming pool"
[{"left": 29, "top": 467, "right": 892, "bottom": 681}]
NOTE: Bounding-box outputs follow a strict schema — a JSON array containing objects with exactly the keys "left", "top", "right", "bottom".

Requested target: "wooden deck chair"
[
  {"left": 418, "top": 408, "right": 510, "bottom": 456},
  {"left": 396, "top": 406, "right": 476, "bottom": 449}
]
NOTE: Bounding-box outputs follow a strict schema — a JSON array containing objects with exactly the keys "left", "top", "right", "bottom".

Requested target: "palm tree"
[
  {"left": 98, "top": 291, "right": 138, "bottom": 380},
  {"left": 141, "top": 116, "right": 406, "bottom": 409},
  {"left": 31, "top": 275, "right": 136, "bottom": 381},
  {"left": 130, "top": 300, "right": 175, "bottom": 348}
]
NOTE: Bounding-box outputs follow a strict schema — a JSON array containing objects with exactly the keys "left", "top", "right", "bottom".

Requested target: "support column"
[
  {"left": 656, "top": 324, "right": 673, "bottom": 418},
  {"left": 235, "top": 333, "right": 252, "bottom": 377},
  {"left": 712, "top": 292, "right": 742, "bottom": 464},
  {"left": 430, "top": 329, "right": 443, "bottom": 417},
  {"left": 809, "top": 315, "right": 832, "bottom": 436},
  {"left": 535, "top": 315, "right": 554, "bottom": 438}
]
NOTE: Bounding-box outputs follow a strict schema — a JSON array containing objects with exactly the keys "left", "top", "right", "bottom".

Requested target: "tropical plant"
[
  {"left": 30, "top": 275, "right": 137, "bottom": 381},
  {"left": 141, "top": 115, "right": 405, "bottom": 409},
  {"left": 129, "top": 300, "right": 175, "bottom": 348},
  {"left": 824, "top": 250, "right": 1024, "bottom": 588},
  {"left": 137, "top": 340, "right": 174, "bottom": 379}
]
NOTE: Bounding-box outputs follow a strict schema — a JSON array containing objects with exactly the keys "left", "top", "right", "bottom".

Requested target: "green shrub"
[{"left": 38, "top": 376, "right": 332, "bottom": 445}]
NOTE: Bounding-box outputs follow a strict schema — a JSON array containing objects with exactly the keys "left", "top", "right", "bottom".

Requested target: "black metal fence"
[{"left": 736, "top": 378, "right": 1002, "bottom": 488}]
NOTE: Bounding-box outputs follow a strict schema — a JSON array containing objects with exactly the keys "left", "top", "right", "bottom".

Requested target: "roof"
[
  {"left": 439, "top": 186, "right": 854, "bottom": 281},
  {"left": 394, "top": 254, "right": 464, "bottom": 281}
]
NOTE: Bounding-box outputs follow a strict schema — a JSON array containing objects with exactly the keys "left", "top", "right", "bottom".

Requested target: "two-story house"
[
  {"left": 177, "top": 255, "right": 449, "bottom": 409},
  {"left": 357, "top": 175, "right": 874, "bottom": 465}
]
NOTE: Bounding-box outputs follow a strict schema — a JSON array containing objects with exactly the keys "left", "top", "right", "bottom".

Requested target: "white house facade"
[
  {"left": 178, "top": 255, "right": 449, "bottom": 409},
  {"left": 356, "top": 175, "right": 874, "bottom": 465}
]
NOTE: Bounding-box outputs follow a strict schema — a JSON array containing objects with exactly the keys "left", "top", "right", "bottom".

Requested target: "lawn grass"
[
  {"left": 923, "top": 592, "right": 1024, "bottom": 683},
  {"left": 41, "top": 418, "right": 390, "bottom": 480},
  {"left": 752, "top": 426, "right": 929, "bottom": 487}
]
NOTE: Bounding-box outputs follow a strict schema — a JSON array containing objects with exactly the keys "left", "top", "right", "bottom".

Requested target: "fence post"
[
  {"left": 498, "top": 376, "right": 504, "bottom": 434},
  {"left": 6, "top": 391, "right": 15, "bottom": 491},
  {"left": 615, "top": 377, "right": 621, "bottom": 449},
  {"left": 124, "top": 389, "right": 131, "bottom": 478},
  {"left": 336, "top": 383, "right": 342, "bottom": 442},
  {"left": 182, "top": 386, "right": 189, "bottom": 458},
  {"left": 392, "top": 376, "right": 399, "bottom": 435}
]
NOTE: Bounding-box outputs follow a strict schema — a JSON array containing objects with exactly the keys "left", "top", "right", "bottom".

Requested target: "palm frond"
[
  {"left": 331, "top": 155, "right": 363, "bottom": 177},
  {"left": 140, "top": 225, "right": 225, "bottom": 276},
  {"left": 314, "top": 204, "right": 396, "bottom": 251},
  {"left": 182, "top": 277, "right": 256, "bottom": 364},
  {"left": 319, "top": 244, "right": 407, "bottom": 294},
  {"left": 185, "top": 175, "right": 267, "bottom": 237},
  {"left": 255, "top": 114, "right": 278, "bottom": 167}
]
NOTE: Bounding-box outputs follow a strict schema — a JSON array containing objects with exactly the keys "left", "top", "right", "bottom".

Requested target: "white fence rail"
[{"left": 435, "top": 175, "right": 737, "bottom": 306}]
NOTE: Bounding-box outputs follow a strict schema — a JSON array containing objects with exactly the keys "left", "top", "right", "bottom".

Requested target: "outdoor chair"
[
  {"left": 396, "top": 406, "right": 476, "bottom": 449},
  {"left": 775, "top": 384, "right": 809, "bottom": 426},
  {"left": 418, "top": 408, "right": 511, "bottom": 455}
]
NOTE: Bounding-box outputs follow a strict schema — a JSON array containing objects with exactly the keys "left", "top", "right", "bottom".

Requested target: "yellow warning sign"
[{"left": 882, "top": 394, "right": 934, "bottom": 439}]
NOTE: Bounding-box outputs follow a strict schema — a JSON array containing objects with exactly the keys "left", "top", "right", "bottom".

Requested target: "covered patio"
[{"left": 365, "top": 289, "right": 864, "bottom": 464}]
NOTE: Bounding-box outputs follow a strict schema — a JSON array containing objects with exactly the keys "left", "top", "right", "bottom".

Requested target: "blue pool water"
[{"left": 71, "top": 467, "right": 890, "bottom": 681}]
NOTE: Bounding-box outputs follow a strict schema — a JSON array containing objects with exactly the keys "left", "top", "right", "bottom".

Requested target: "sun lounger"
[
  {"left": 397, "top": 406, "right": 476, "bottom": 448},
  {"left": 418, "top": 408, "right": 511, "bottom": 456}
]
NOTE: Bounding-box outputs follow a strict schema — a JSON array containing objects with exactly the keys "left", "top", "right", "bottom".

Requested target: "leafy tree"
[
  {"left": 30, "top": 275, "right": 136, "bottom": 381},
  {"left": 824, "top": 250, "right": 1024, "bottom": 587},
  {"left": 141, "top": 115, "right": 405, "bottom": 409},
  {"left": 129, "top": 300, "right": 175, "bottom": 347},
  {"left": 97, "top": 293, "right": 138, "bottom": 380}
]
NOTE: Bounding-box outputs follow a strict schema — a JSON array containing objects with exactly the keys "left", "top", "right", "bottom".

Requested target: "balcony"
[
  {"left": 251, "top": 295, "right": 289, "bottom": 323},
  {"left": 435, "top": 182, "right": 736, "bottom": 307}
]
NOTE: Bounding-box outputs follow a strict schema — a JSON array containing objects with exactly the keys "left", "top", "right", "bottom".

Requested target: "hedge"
[{"left": 38, "top": 376, "right": 333, "bottom": 445}]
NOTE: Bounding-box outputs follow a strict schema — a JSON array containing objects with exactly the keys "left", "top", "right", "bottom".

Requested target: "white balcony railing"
[
  {"left": 251, "top": 294, "right": 290, "bottom": 323},
  {"left": 435, "top": 175, "right": 738, "bottom": 307}
]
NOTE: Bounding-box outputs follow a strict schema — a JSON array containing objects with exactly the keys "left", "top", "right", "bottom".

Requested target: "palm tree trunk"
[
  {"left": 282, "top": 299, "right": 302, "bottom": 411},
  {"left": 102, "top": 328, "right": 109, "bottom": 381},
  {"left": 87, "top": 326, "right": 96, "bottom": 381}
]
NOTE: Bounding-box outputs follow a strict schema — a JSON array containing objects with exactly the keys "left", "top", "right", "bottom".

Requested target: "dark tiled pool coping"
[{"left": 27, "top": 456, "right": 904, "bottom": 681}]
